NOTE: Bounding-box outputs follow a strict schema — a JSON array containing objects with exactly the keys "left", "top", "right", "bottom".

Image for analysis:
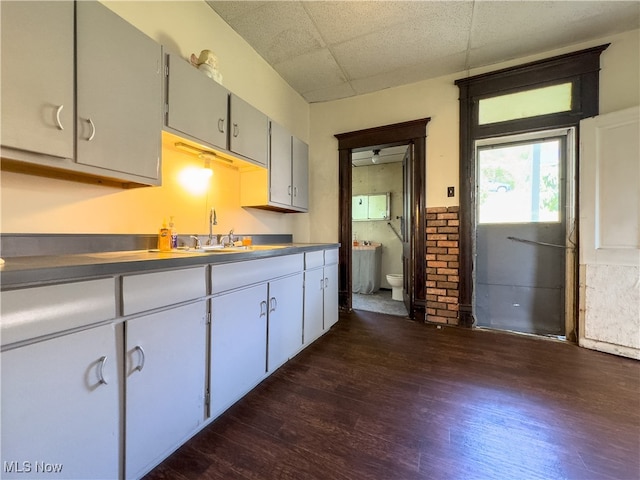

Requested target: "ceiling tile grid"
[{"left": 206, "top": 0, "right": 640, "bottom": 103}]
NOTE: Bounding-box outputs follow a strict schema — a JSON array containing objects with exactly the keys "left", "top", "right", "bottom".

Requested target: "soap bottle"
[
  {"left": 169, "top": 216, "right": 178, "bottom": 249},
  {"left": 158, "top": 219, "right": 171, "bottom": 252}
]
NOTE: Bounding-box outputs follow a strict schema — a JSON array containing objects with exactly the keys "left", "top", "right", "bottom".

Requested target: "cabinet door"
[
  {"left": 125, "top": 301, "right": 207, "bottom": 480},
  {"left": 1, "top": 324, "right": 119, "bottom": 480},
  {"left": 304, "top": 267, "right": 325, "bottom": 345},
  {"left": 229, "top": 94, "right": 268, "bottom": 166},
  {"left": 324, "top": 262, "right": 339, "bottom": 329},
  {"left": 76, "top": 1, "right": 162, "bottom": 182},
  {"left": 0, "top": 1, "right": 74, "bottom": 159},
  {"left": 268, "top": 273, "right": 303, "bottom": 372},
  {"left": 210, "top": 284, "right": 268, "bottom": 417},
  {"left": 292, "top": 136, "right": 309, "bottom": 210},
  {"left": 269, "top": 121, "right": 293, "bottom": 206},
  {"left": 166, "top": 53, "right": 228, "bottom": 150}
]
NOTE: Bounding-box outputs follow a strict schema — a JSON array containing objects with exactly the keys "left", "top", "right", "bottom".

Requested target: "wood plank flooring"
[{"left": 143, "top": 310, "right": 640, "bottom": 480}]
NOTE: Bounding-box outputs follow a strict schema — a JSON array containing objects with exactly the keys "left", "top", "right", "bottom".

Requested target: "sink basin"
[{"left": 201, "top": 245, "right": 290, "bottom": 253}]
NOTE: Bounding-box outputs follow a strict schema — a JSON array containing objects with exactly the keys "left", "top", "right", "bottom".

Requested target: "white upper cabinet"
[
  {"left": 229, "top": 94, "right": 269, "bottom": 166},
  {"left": 240, "top": 120, "right": 309, "bottom": 213},
  {"left": 0, "top": 1, "right": 74, "bottom": 160},
  {"left": 76, "top": 1, "right": 162, "bottom": 183},
  {"left": 269, "top": 121, "right": 294, "bottom": 206},
  {"left": 292, "top": 136, "right": 309, "bottom": 210},
  {"left": 165, "top": 52, "right": 229, "bottom": 151}
]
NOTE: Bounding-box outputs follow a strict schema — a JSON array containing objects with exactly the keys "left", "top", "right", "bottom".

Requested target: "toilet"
[{"left": 386, "top": 274, "right": 403, "bottom": 301}]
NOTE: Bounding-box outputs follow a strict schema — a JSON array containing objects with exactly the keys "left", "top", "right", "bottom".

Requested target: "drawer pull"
[
  {"left": 134, "top": 345, "right": 146, "bottom": 372},
  {"left": 98, "top": 356, "right": 108, "bottom": 385}
]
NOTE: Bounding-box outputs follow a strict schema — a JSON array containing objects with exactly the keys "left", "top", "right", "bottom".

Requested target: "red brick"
[
  {"left": 427, "top": 247, "right": 448, "bottom": 254},
  {"left": 426, "top": 227, "right": 438, "bottom": 234},
  {"left": 436, "top": 309, "right": 458, "bottom": 318},
  {"left": 426, "top": 308, "right": 437, "bottom": 316},
  {"left": 437, "top": 268, "right": 458, "bottom": 276},
  {"left": 428, "top": 316, "right": 448, "bottom": 324},
  {"left": 426, "top": 254, "right": 437, "bottom": 261},
  {"left": 427, "top": 260, "right": 448, "bottom": 268},
  {"left": 447, "top": 234, "right": 460, "bottom": 241},
  {"left": 437, "top": 240, "right": 458, "bottom": 248},
  {"left": 437, "top": 213, "right": 458, "bottom": 220},
  {"left": 447, "top": 289, "right": 459, "bottom": 297},
  {"left": 448, "top": 275, "right": 460, "bottom": 282},
  {"left": 426, "top": 294, "right": 439, "bottom": 302},
  {"left": 447, "top": 248, "right": 460, "bottom": 255},
  {"left": 438, "top": 227, "right": 458, "bottom": 234},
  {"left": 426, "top": 240, "right": 437, "bottom": 247},
  {"left": 430, "top": 274, "right": 448, "bottom": 281},
  {"left": 448, "top": 219, "right": 460, "bottom": 227},
  {"left": 437, "top": 281, "right": 458, "bottom": 289},
  {"left": 427, "top": 288, "right": 447, "bottom": 296},
  {"left": 437, "top": 254, "right": 458, "bottom": 262},
  {"left": 447, "top": 303, "right": 459, "bottom": 311},
  {"left": 447, "top": 206, "right": 460, "bottom": 213},
  {"left": 438, "top": 296, "right": 458, "bottom": 304},
  {"left": 427, "top": 207, "right": 448, "bottom": 214},
  {"left": 428, "top": 220, "right": 447, "bottom": 227},
  {"left": 426, "top": 267, "right": 437, "bottom": 274},
  {"left": 430, "top": 233, "right": 449, "bottom": 241},
  {"left": 425, "top": 280, "right": 436, "bottom": 288},
  {"left": 448, "top": 262, "right": 460, "bottom": 269},
  {"left": 426, "top": 213, "right": 437, "bottom": 220},
  {"left": 427, "top": 301, "right": 448, "bottom": 310}
]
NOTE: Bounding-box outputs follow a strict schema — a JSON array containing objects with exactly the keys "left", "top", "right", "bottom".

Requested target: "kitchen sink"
[{"left": 199, "top": 245, "right": 290, "bottom": 253}]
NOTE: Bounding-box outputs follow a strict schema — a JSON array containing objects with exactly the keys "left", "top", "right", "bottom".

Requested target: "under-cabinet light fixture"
[{"left": 174, "top": 142, "right": 234, "bottom": 166}]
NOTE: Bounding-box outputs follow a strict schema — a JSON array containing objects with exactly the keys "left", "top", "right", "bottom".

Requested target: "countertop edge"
[{"left": 0, "top": 243, "right": 341, "bottom": 290}]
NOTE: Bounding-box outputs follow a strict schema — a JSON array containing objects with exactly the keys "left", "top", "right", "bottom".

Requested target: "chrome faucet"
[
  {"left": 220, "top": 229, "right": 235, "bottom": 247},
  {"left": 190, "top": 235, "right": 201, "bottom": 249},
  {"left": 207, "top": 208, "right": 217, "bottom": 245}
]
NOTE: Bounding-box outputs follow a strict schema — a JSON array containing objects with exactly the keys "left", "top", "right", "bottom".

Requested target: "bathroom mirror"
[{"left": 352, "top": 193, "right": 390, "bottom": 221}]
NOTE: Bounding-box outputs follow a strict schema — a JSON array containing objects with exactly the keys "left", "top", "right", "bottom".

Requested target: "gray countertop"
[{"left": 0, "top": 243, "right": 340, "bottom": 290}]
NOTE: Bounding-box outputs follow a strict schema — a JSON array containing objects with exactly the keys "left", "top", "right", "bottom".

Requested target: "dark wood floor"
[{"left": 144, "top": 310, "right": 640, "bottom": 480}]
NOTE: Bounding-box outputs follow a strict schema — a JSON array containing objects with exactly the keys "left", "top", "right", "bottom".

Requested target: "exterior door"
[
  {"left": 475, "top": 132, "right": 568, "bottom": 335},
  {"left": 402, "top": 145, "right": 413, "bottom": 314}
]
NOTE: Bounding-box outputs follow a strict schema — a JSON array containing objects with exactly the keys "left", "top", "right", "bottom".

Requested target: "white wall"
[{"left": 306, "top": 29, "right": 640, "bottom": 243}]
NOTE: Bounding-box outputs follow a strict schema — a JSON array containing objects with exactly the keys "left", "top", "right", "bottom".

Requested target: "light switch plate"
[{"left": 447, "top": 186, "right": 455, "bottom": 197}]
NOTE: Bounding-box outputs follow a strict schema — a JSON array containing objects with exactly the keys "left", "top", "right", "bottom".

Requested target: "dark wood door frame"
[
  {"left": 335, "top": 118, "right": 430, "bottom": 321},
  {"left": 454, "top": 45, "right": 608, "bottom": 330}
]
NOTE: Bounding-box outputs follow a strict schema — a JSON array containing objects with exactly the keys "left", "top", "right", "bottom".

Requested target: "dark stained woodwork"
[
  {"left": 334, "top": 118, "right": 430, "bottom": 322},
  {"left": 454, "top": 45, "right": 609, "bottom": 329},
  {"left": 144, "top": 310, "right": 640, "bottom": 480}
]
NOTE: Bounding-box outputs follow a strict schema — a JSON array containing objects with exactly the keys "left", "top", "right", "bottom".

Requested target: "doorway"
[
  {"left": 335, "top": 118, "right": 430, "bottom": 321},
  {"left": 474, "top": 130, "right": 573, "bottom": 336},
  {"left": 351, "top": 145, "right": 409, "bottom": 317}
]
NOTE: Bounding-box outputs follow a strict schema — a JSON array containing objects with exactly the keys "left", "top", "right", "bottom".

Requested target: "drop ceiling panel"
[{"left": 206, "top": 1, "right": 640, "bottom": 103}]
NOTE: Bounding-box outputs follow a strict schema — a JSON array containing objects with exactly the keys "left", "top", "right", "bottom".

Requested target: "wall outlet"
[{"left": 447, "top": 186, "right": 455, "bottom": 197}]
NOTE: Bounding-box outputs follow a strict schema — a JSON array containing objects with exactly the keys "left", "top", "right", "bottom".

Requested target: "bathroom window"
[{"left": 352, "top": 193, "right": 390, "bottom": 221}]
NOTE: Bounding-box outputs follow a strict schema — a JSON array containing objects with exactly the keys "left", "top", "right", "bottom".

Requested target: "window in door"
[{"left": 477, "top": 139, "right": 562, "bottom": 224}]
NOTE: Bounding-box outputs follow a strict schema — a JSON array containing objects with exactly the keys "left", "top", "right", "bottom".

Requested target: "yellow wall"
[
  {"left": 307, "top": 29, "right": 640, "bottom": 243},
  {"left": 0, "top": 0, "right": 309, "bottom": 236}
]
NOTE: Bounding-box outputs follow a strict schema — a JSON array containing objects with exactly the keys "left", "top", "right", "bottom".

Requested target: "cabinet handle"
[
  {"left": 324, "top": 277, "right": 329, "bottom": 288},
  {"left": 134, "top": 345, "right": 146, "bottom": 372},
  {"left": 233, "top": 123, "right": 239, "bottom": 138},
  {"left": 218, "top": 118, "right": 225, "bottom": 133},
  {"left": 294, "top": 186, "right": 298, "bottom": 197},
  {"left": 86, "top": 117, "right": 96, "bottom": 141},
  {"left": 320, "top": 278, "right": 324, "bottom": 290},
  {"left": 55, "top": 105, "right": 64, "bottom": 130},
  {"left": 270, "top": 297, "right": 277, "bottom": 313},
  {"left": 260, "top": 300, "right": 267, "bottom": 317},
  {"left": 288, "top": 185, "right": 292, "bottom": 196},
  {"left": 98, "top": 356, "right": 108, "bottom": 385}
]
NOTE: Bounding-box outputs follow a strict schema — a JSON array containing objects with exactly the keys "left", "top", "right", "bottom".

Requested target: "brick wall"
[{"left": 426, "top": 206, "right": 460, "bottom": 325}]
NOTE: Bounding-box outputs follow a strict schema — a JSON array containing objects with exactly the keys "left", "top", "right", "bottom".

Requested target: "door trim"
[
  {"left": 335, "top": 118, "right": 430, "bottom": 321},
  {"left": 455, "top": 45, "right": 608, "bottom": 332}
]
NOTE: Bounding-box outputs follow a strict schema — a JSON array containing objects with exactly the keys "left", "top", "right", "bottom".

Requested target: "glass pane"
[
  {"left": 478, "top": 83, "right": 572, "bottom": 125},
  {"left": 477, "top": 139, "right": 561, "bottom": 224}
]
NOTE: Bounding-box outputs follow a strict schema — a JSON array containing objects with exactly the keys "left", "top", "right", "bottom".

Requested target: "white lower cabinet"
[
  {"left": 1, "top": 323, "right": 120, "bottom": 480},
  {"left": 210, "top": 283, "right": 268, "bottom": 418},
  {"left": 303, "top": 249, "right": 339, "bottom": 345},
  {"left": 125, "top": 301, "right": 207, "bottom": 480},
  {"left": 267, "top": 272, "right": 303, "bottom": 373},
  {"left": 210, "top": 254, "right": 304, "bottom": 418}
]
